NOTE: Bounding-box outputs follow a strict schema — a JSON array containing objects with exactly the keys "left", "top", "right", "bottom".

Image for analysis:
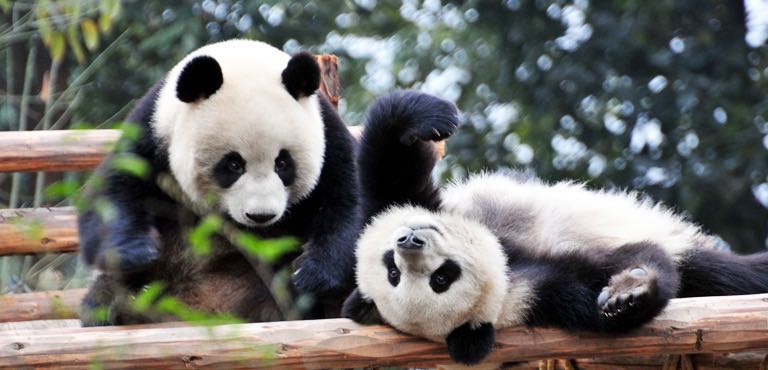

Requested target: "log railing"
[{"left": 2, "top": 294, "right": 768, "bottom": 369}]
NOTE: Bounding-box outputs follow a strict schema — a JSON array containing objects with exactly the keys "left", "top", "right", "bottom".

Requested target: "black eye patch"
[
  {"left": 430, "top": 259, "right": 461, "bottom": 294},
  {"left": 274, "top": 149, "right": 296, "bottom": 186},
  {"left": 383, "top": 250, "right": 400, "bottom": 287},
  {"left": 212, "top": 151, "right": 246, "bottom": 188}
]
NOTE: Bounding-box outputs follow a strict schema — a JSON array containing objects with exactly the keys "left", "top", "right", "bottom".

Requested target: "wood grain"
[
  {"left": 3, "top": 294, "right": 768, "bottom": 369},
  {"left": 0, "top": 129, "right": 121, "bottom": 173},
  {"left": 0, "top": 207, "right": 78, "bottom": 255},
  {"left": 0, "top": 289, "right": 85, "bottom": 322}
]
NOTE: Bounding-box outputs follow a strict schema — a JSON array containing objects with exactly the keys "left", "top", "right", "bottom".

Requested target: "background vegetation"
[{"left": 1, "top": 0, "right": 767, "bottom": 294}]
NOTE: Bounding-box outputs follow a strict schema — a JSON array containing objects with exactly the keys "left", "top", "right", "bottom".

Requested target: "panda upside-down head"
[
  {"left": 349, "top": 205, "right": 508, "bottom": 364},
  {"left": 151, "top": 39, "right": 326, "bottom": 227}
]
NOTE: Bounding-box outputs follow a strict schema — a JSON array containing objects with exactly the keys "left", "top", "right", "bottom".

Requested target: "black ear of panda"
[
  {"left": 281, "top": 52, "right": 321, "bottom": 100},
  {"left": 446, "top": 321, "right": 496, "bottom": 366},
  {"left": 341, "top": 288, "right": 383, "bottom": 325},
  {"left": 176, "top": 55, "right": 224, "bottom": 103}
]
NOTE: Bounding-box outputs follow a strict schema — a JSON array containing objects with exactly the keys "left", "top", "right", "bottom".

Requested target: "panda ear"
[
  {"left": 341, "top": 288, "right": 383, "bottom": 325},
  {"left": 176, "top": 55, "right": 224, "bottom": 103},
  {"left": 281, "top": 52, "right": 321, "bottom": 100},
  {"left": 445, "top": 321, "right": 496, "bottom": 366}
]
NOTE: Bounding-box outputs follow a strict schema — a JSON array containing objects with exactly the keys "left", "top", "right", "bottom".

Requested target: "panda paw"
[
  {"left": 292, "top": 251, "right": 348, "bottom": 295},
  {"left": 395, "top": 92, "right": 459, "bottom": 146},
  {"left": 598, "top": 267, "right": 657, "bottom": 321},
  {"left": 97, "top": 234, "right": 159, "bottom": 276}
]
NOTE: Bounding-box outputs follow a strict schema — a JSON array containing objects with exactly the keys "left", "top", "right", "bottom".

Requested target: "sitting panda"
[
  {"left": 78, "top": 39, "right": 361, "bottom": 326},
  {"left": 342, "top": 90, "right": 768, "bottom": 365}
]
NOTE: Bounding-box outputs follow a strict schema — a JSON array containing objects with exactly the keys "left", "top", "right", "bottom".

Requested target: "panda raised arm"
[
  {"left": 356, "top": 90, "right": 459, "bottom": 221},
  {"left": 344, "top": 92, "right": 768, "bottom": 365},
  {"left": 78, "top": 40, "right": 361, "bottom": 326}
]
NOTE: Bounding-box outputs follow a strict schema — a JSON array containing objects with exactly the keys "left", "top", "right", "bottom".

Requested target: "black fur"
[
  {"left": 517, "top": 242, "right": 678, "bottom": 333},
  {"left": 678, "top": 249, "right": 768, "bottom": 297},
  {"left": 358, "top": 90, "right": 459, "bottom": 221},
  {"left": 274, "top": 149, "right": 296, "bottom": 186},
  {"left": 383, "top": 250, "right": 400, "bottom": 287},
  {"left": 212, "top": 151, "right": 245, "bottom": 188},
  {"left": 429, "top": 259, "right": 461, "bottom": 294},
  {"left": 341, "top": 288, "right": 382, "bottom": 325},
  {"left": 281, "top": 52, "right": 321, "bottom": 99},
  {"left": 446, "top": 321, "right": 496, "bottom": 365},
  {"left": 79, "top": 74, "right": 360, "bottom": 326},
  {"left": 176, "top": 56, "right": 223, "bottom": 103}
]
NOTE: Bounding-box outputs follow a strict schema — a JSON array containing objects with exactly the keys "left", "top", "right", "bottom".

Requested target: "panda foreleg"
[
  {"left": 678, "top": 248, "right": 768, "bottom": 297},
  {"left": 358, "top": 90, "right": 459, "bottom": 218}
]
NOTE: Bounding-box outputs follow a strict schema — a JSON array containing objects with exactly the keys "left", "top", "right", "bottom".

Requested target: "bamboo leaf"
[
  {"left": 0, "top": 0, "right": 10, "bottom": 14},
  {"left": 37, "top": 4, "right": 53, "bottom": 45},
  {"left": 98, "top": 13, "right": 112, "bottom": 33},
  {"left": 67, "top": 24, "right": 85, "bottom": 64},
  {"left": 50, "top": 32, "right": 65, "bottom": 61},
  {"left": 80, "top": 19, "right": 99, "bottom": 51}
]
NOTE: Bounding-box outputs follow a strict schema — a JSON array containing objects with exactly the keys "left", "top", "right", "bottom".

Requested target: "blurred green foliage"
[{"left": 1, "top": 0, "right": 768, "bottom": 296}]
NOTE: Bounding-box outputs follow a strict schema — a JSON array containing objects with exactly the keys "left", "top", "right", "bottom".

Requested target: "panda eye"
[
  {"left": 433, "top": 273, "right": 447, "bottom": 286},
  {"left": 383, "top": 250, "right": 400, "bottom": 287},
  {"left": 227, "top": 160, "right": 244, "bottom": 173},
  {"left": 275, "top": 158, "right": 288, "bottom": 171}
]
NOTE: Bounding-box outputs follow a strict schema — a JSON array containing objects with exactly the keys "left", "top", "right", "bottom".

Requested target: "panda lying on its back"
[
  {"left": 343, "top": 91, "right": 768, "bottom": 365},
  {"left": 79, "top": 39, "right": 360, "bottom": 325}
]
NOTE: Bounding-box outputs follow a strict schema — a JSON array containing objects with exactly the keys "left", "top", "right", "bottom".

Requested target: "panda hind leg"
[
  {"left": 598, "top": 242, "right": 680, "bottom": 332},
  {"left": 678, "top": 249, "right": 768, "bottom": 297}
]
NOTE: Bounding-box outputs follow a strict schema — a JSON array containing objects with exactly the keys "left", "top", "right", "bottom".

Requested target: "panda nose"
[
  {"left": 396, "top": 232, "right": 425, "bottom": 250},
  {"left": 246, "top": 213, "right": 276, "bottom": 224}
]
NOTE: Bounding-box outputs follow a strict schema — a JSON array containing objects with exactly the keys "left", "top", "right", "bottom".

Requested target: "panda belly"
[{"left": 442, "top": 172, "right": 716, "bottom": 261}]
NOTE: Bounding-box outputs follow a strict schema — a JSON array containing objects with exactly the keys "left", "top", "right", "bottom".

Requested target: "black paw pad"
[
  {"left": 598, "top": 267, "right": 656, "bottom": 320},
  {"left": 395, "top": 91, "right": 459, "bottom": 145}
]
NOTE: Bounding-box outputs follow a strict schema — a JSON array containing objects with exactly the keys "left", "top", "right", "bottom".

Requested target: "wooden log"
[
  {"left": 3, "top": 293, "right": 768, "bottom": 369},
  {"left": 0, "top": 207, "right": 78, "bottom": 256},
  {"left": 0, "top": 288, "right": 86, "bottom": 322},
  {"left": 0, "top": 129, "right": 121, "bottom": 173}
]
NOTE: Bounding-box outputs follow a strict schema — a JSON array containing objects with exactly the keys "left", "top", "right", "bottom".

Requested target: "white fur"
[
  {"left": 441, "top": 172, "right": 718, "bottom": 261},
  {"left": 356, "top": 206, "right": 513, "bottom": 342},
  {"left": 152, "top": 39, "right": 325, "bottom": 226}
]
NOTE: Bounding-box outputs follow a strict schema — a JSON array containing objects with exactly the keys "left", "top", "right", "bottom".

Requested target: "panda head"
[
  {"left": 152, "top": 39, "right": 325, "bottom": 227},
  {"left": 346, "top": 206, "right": 508, "bottom": 351}
]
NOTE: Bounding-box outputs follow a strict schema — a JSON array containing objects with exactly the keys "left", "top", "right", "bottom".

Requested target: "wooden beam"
[
  {"left": 0, "top": 129, "right": 121, "bottom": 173},
  {"left": 0, "top": 207, "right": 78, "bottom": 256},
  {"left": 0, "top": 288, "right": 85, "bottom": 322},
  {"left": 3, "top": 293, "right": 768, "bottom": 369}
]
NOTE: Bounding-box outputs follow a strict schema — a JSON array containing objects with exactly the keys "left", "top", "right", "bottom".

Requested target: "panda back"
[{"left": 441, "top": 172, "right": 717, "bottom": 260}]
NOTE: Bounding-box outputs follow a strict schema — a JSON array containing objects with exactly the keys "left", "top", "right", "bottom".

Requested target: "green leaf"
[
  {"left": 235, "top": 234, "right": 300, "bottom": 264},
  {"left": 36, "top": 2, "right": 52, "bottom": 45},
  {"left": 188, "top": 215, "right": 222, "bottom": 256},
  {"left": 67, "top": 25, "right": 86, "bottom": 64},
  {"left": 81, "top": 19, "right": 99, "bottom": 51},
  {"left": 45, "top": 179, "right": 81, "bottom": 200},
  {"left": 132, "top": 281, "right": 166, "bottom": 312},
  {"left": 98, "top": 13, "right": 112, "bottom": 33},
  {"left": 111, "top": 153, "right": 150, "bottom": 179},
  {"left": 50, "top": 32, "right": 65, "bottom": 61},
  {"left": 0, "top": 0, "right": 10, "bottom": 13},
  {"left": 116, "top": 121, "right": 143, "bottom": 141}
]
